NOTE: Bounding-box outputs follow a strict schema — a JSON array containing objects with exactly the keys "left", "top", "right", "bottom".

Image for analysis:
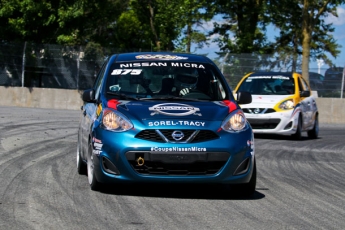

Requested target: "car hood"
[
  {"left": 240, "top": 95, "right": 289, "bottom": 108},
  {"left": 116, "top": 100, "right": 232, "bottom": 121}
]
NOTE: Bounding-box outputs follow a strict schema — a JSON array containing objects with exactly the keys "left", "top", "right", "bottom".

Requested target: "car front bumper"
[
  {"left": 91, "top": 127, "right": 255, "bottom": 185},
  {"left": 244, "top": 109, "right": 299, "bottom": 135}
]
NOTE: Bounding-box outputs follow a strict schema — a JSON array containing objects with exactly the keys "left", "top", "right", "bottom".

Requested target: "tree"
[
  {"left": 300, "top": 0, "right": 344, "bottom": 82},
  {"left": 208, "top": 0, "right": 276, "bottom": 82},
  {"left": 0, "top": 0, "right": 63, "bottom": 43},
  {"left": 111, "top": 4, "right": 152, "bottom": 51},
  {"left": 268, "top": 0, "right": 343, "bottom": 82},
  {"left": 174, "top": 0, "right": 215, "bottom": 53},
  {"left": 211, "top": 0, "right": 273, "bottom": 54},
  {"left": 0, "top": 0, "right": 129, "bottom": 46},
  {"left": 129, "top": 0, "right": 187, "bottom": 51}
]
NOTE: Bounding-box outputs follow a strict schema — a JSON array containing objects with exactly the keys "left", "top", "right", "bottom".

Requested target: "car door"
[
  {"left": 298, "top": 76, "right": 314, "bottom": 128},
  {"left": 80, "top": 60, "right": 108, "bottom": 158}
]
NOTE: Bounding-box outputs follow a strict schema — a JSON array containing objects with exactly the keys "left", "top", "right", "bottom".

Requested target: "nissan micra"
[
  {"left": 77, "top": 52, "right": 255, "bottom": 196},
  {"left": 234, "top": 72, "right": 319, "bottom": 139}
]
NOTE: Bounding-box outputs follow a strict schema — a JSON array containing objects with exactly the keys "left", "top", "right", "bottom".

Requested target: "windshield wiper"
[{"left": 107, "top": 92, "right": 139, "bottom": 100}]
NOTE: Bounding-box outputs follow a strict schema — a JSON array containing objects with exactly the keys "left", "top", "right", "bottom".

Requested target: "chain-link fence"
[
  {"left": 0, "top": 42, "right": 117, "bottom": 90},
  {"left": 0, "top": 42, "right": 165, "bottom": 90},
  {"left": 1, "top": 42, "right": 344, "bottom": 97}
]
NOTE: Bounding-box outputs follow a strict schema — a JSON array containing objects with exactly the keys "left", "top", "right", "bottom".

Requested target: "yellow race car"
[{"left": 234, "top": 72, "right": 319, "bottom": 139}]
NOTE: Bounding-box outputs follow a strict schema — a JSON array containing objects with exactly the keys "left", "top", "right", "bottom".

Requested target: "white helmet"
[{"left": 174, "top": 72, "right": 198, "bottom": 90}]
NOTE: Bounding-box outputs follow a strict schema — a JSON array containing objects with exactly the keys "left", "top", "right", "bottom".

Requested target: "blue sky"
[
  {"left": 195, "top": 5, "right": 345, "bottom": 74},
  {"left": 323, "top": 5, "right": 345, "bottom": 70}
]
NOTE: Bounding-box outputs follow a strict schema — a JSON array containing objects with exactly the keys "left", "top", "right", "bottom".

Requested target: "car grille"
[
  {"left": 242, "top": 108, "right": 276, "bottom": 114},
  {"left": 247, "top": 118, "right": 280, "bottom": 129},
  {"left": 135, "top": 129, "right": 219, "bottom": 143},
  {"left": 126, "top": 151, "right": 229, "bottom": 175}
]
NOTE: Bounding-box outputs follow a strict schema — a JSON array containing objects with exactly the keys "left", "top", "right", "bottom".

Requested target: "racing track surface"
[{"left": 0, "top": 106, "right": 344, "bottom": 230}]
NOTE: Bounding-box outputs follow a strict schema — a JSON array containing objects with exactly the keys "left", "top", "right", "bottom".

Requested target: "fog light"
[
  {"left": 102, "top": 157, "right": 120, "bottom": 175},
  {"left": 233, "top": 158, "right": 250, "bottom": 175}
]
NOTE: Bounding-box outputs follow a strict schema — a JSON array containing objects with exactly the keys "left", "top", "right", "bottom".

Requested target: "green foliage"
[
  {"left": 268, "top": 0, "right": 342, "bottom": 74},
  {"left": 0, "top": 0, "right": 344, "bottom": 78},
  {"left": 83, "top": 42, "right": 104, "bottom": 62},
  {"left": 211, "top": 0, "right": 273, "bottom": 54}
]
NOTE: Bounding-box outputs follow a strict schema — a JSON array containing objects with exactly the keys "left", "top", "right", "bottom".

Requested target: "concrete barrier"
[
  {"left": 0, "top": 86, "right": 83, "bottom": 110},
  {"left": 1, "top": 86, "right": 345, "bottom": 124}
]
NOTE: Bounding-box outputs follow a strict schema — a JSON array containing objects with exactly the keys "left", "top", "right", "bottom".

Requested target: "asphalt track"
[{"left": 0, "top": 106, "right": 344, "bottom": 230}]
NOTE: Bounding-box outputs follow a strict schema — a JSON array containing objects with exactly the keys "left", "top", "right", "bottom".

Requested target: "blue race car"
[{"left": 77, "top": 52, "right": 255, "bottom": 195}]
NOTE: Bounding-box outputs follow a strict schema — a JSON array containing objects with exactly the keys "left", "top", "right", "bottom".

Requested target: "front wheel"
[
  {"left": 292, "top": 116, "right": 302, "bottom": 140},
  {"left": 232, "top": 160, "right": 256, "bottom": 197},
  {"left": 307, "top": 115, "right": 319, "bottom": 139},
  {"left": 77, "top": 143, "right": 87, "bottom": 175},
  {"left": 87, "top": 141, "right": 101, "bottom": 191}
]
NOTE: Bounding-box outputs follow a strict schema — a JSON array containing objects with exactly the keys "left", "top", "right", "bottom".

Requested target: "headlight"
[
  {"left": 221, "top": 110, "right": 248, "bottom": 132},
  {"left": 278, "top": 99, "right": 294, "bottom": 110},
  {"left": 102, "top": 109, "right": 133, "bottom": 132}
]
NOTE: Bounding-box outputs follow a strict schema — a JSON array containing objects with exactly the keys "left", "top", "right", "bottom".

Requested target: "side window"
[
  {"left": 94, "top": 60, "right": 108, "bottom": 100},
  {"left": 299, "top": 77, "right": 310, "bottom": 91},
  {"left": 218, "top": 83, "right": 226, "bottom": 99}
]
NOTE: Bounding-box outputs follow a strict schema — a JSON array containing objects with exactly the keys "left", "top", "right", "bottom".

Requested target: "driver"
[{"left": 174, "top": 72, "right": 198, "bottom": 96}]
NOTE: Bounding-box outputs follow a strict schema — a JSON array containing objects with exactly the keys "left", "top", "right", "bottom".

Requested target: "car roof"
[
  {"left": 249, "top": 72, "right": 294, "bottom": 77},
  {"left": 110, "top": 52, "right": 213, "bottom": 63}
]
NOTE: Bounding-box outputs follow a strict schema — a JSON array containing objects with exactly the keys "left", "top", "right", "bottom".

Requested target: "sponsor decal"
[
  {"left": 247, "top": 138, "right": 255, "bottom": 155},
  {"left": 247, "top": 140, "right": 254, "bottom": 148},
  {"left": 93, "top": 150, "right": 101, "bottom": 156},
  {"left": 119, "top": 62, "right": 205, "bottom": 69},
  {"left": 149, "top": 103, "right": 201, "bottom": 116},
  {"left": 111, "top": 69, "right": 142, "bottom": 75},
  {"left": 93, "top": 142, "right": 103, "bottom": 150},
  {"left": 120, "top": 63, "right": 167, "bottom": 68},
  {"left": 169, "top": 155, "right": 190, "bottom": 161},
  {"left": 291, "top": 105, "right": 301, "bottom": 118},
  {"left": 92, "top": 137, "right": 103, "bottom": 151},
  {"left": 170, "top": 62, "right": 205, "bottom": 68},
  {"left": 148, "top": 120, "right": 205, "bottom": 127},
  {"left": 135, "top": 54, "right": 188, "bottom": 60},
  {"left": 109, "top": 84, "right": 121, "bottom": 92},
  {"left": 96, "top": 104, "right": 102, "bottom": 117},
  {"left": 248, "top": 75, "right": 290, "bottom": 80},
  {"left": 93, "top": 137, "right": 102, "bottom": 143},
  {"left": 151, "top": 147, "right": 207, "bottom": 152}
]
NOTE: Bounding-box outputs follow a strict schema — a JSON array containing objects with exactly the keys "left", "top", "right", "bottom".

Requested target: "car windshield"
[
  {"left": 104, "top": 61, "right": 228, "bottom": 100},
  {"left": 237, "top": 75, "right": 295, "bottom": 95}
]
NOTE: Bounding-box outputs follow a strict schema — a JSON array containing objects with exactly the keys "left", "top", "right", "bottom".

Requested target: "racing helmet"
[{"left": 174, "top": 72, "right": 198, "bottom": 89}]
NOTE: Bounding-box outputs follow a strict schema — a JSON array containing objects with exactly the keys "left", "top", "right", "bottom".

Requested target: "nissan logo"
[
  {"left": 172, "top": 130, "right": 184, "bottom": 141},
  {"left": 254, "top": 108, "right": 261, "bottom": 114},
  {"left": 149, "top": 103, "right": 201, "bottom": 116}
]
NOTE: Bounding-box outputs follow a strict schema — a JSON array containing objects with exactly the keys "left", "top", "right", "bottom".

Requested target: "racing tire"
[
  {"left": 77, "top": 143, "right": 87, "bottom": 175},
  {"left": 292, "top": 116, "right": 302, "bottom": 140},
  {"left": 232, "top": 159, "right": 257, "bottom": 197},
  {"left": 307, "top": 115, "right": 319, "bottom": 139},
  {"left": 87, "top": 141, "right": 101, "bottom": 191}
]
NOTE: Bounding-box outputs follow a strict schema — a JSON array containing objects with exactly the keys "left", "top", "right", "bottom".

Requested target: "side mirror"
[
  {"left": 300, "top": 90, "right": 310, "bottom": 97},
  {"left": 236, "top": 91, "right": 252, "bottom": 104},
  {"left": 82, "top": 89, "right": 96, "bottom": 102}
]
